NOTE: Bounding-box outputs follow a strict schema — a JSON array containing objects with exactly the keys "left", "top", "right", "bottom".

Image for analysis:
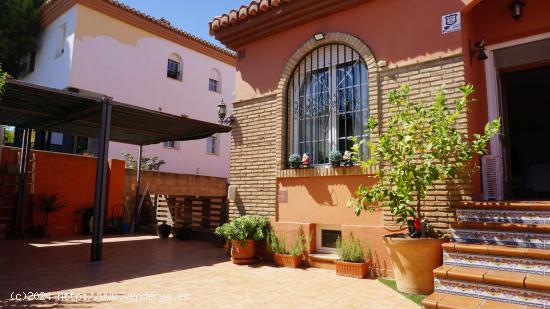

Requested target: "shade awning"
[{"left": 0, "top": 79, "right": 231, "bottom": 145}]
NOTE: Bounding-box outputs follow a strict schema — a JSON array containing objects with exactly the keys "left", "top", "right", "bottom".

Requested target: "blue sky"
[{"left": 120, "top": 0, "right": 247, "bottom": 47}]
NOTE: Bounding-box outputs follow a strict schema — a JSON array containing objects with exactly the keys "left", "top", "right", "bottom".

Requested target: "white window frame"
[
  {"left": 163, "top": 141, "right": 178, "bottom": 149},
  {"left": 206, "top": 134, "right": 219, "bottom": 155},
  {"left": 316, "top": 224, "right": 341, "bottom": 254},
  {"left": 289, "top": 45, "right": 368, "bottom": 166}
]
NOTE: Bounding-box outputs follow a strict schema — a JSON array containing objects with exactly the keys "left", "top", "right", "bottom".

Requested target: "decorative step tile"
[
  {"left": 451, "top": 229, "right": 550, "bottom": 249},
  {"left": 457, "top": 209, "right": 550, "bottom": 225},
  {"left": 434, "top": 278, "right": 550, "bottom": 308},
  {"left": 444, "top": 252, "right": 550, "bottom": 276}
]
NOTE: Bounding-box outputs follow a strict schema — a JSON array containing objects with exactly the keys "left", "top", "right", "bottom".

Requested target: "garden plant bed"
[
  {"left": 273, "top": 253, "right": 302, "bottom": 268},
  {"left": 335, "top": 260, "right": 369, "bottom": 279}
]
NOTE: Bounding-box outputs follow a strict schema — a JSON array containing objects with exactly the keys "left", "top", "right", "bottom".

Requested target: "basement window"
[{"left": 316, "top": 225, "right": 341, "bottom": 253}]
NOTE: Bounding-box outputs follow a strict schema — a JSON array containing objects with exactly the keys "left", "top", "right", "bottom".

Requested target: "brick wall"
[
  {"left": 230, "top": 34, "right": 468, "bottom": 235},
  {"left": 124, "top": 169, "right": 228, "bottom": 211}
]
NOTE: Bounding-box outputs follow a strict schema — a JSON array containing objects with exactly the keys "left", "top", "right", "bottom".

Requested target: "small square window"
[
  {"left": 209, "top": 78, "right": 219, "bottom": 92},
  {"left": 321, "top": 229, "right": 341, "bottom": 249},
  {"left": 206, "top": 135, "right": 218, "bottom": 155},
  {"left": 167, "top": 59, "right": 181, "bottom": 80},
  {"left": 163, "top": 141, "right": 178, "bottom": 149}
]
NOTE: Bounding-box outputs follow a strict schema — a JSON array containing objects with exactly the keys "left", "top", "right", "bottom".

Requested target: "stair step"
[
  {"left": 434, "top": 265, "right": 550, "bottom": 291},
  {"left": 422, "top": 292, "right": 536, "bottom": 309},
  {"left": 457, "top": 208, "right": 550, "bottom": 225},
  {"left": 459, "top": 201, "right": 550, "bottom": 211},
  {"left": 434, "top": 277, "right": 549, "bottom": 308},
  {"left": 307, "top": 252, "right": 337, "bottom": 270},
  {"left": 443, "top": 243, "right": 550, "bottom": 260},
  {"left": 451, "top": 222, "right": 550, "bottom": 233},
  {"left": 452, "top": 228, "right": 550, "bottom": 249}
]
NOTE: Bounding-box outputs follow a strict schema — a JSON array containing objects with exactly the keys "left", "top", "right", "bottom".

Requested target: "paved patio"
[{"left": 0, "top": 235, "right": 419, "bottom": 308}]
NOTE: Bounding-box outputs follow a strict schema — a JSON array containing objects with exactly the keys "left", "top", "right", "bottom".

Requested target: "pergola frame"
[{"left": 0, "top": 79, "right": 230, "bottom": 262}]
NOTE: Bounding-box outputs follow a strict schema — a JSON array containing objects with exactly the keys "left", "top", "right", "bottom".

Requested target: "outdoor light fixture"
[
  {"left": 470, "top": 39, "right": 488, "bottom": 64},
  {"left": 217, "top": 100, "right": 233, "bottom": 126},
  {"left": 508, "top": 0, "right": 525, "bottom": 21},
  {"left": 313, "top": 33, "right": 325, "bottom": 41}
]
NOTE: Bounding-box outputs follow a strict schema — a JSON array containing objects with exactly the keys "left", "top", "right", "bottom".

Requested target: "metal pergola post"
[
  {"left": 14, "top": 128, "right": 31, "bottom": 239},
  {"left": 91, "top": 98, "right": 112, "bottom": 262},
  {"left": 130, "top": 144, "right": 143, "bottom": 234}
]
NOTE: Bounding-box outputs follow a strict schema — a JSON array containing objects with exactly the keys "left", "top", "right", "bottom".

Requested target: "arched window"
[
  {"left": 209, "top": 68, "right": 221, "bottom": 93},
  {"left": 287, "top": 44, "right": 369, "bottom": 165},
  {"left": 167, "top": 53, "right": 182, "bottom": 80}
]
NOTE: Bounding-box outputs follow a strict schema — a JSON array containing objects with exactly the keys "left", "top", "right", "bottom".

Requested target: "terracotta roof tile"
[
  {"left": 42, "top": 0, "right": 235, "bottom": 57},
  {"left": 209, "top": 0, "right": 294, "bottom": 34}
]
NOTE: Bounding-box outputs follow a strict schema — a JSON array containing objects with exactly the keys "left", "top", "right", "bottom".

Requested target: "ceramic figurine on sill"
[
  {"left": 301, "top": 153, "right": 311, "bottom": 168},
  {"left": 342, "top": 151, "right": 353, "bottom": 166}
]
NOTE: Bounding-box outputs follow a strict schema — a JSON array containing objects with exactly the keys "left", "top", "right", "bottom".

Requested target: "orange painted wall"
[
  {"left": 277, "top": 175, "right": 398, "bottom": 276},
  {"left": 0, "top": 147, "right": 125, "bottom": 237},
  {"left": 462, "top": 0, "right": 550, "bottom": 197},
  {"left": 235, "top": 0, "right": 466, "bottom": 99}
]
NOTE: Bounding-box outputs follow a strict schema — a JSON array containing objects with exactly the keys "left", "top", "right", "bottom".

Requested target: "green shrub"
[
  {"left": 329, "top": 149, "right": 342, "bottom": 162},
  {"left": 215, "top": 215, "right": 270, "bottom": 247},
  {"left": 267, "top": 228, "right": 310, "bottom": 256},
  {"left": 289, "top": 153, "right": 301, "bottom": 168},
  {"left": 336, "top": 235, "right": 370, "bottom": 263},
  {"left": 267, "top": 230, "right": 286, "bottom": 254}
]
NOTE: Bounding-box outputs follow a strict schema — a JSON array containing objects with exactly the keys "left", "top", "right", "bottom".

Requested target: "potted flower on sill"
[
  {"left": 267, "top": 229, "right": 304, "bottom": 268},
  {"left": 329, "top": 150, "right": 342, "bottom": 167},
  {"left": 215, "top": 215, "right": 270, "bottom": 265},
  {"left": 335, "top": 235, "right": 371, "bottom": 279},
  {"left": 348, "top": 84, "right": 500, "bottom": 294},
  {"left": 289, "top": 153, "right": 301, "bottom": 169}
]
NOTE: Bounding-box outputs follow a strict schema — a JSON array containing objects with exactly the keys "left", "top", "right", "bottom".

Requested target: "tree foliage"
[
  {"left": 348, "top": 84, "right": 500, "bottom": 235},
  {"left": 0, "top": 0, "right": 45, "bottom": 76},
  {"left": 122, "top": 151, "right": 166, "bottom": 171}
]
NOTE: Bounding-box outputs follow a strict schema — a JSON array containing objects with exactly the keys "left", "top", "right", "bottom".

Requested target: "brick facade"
[{"left": 230, "top": 32, "right": 468, "bottom": 235}]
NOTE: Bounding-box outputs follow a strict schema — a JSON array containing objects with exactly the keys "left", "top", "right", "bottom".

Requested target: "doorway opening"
[{"left": 501, "top": 64, "right": 550, "bottom": 199}]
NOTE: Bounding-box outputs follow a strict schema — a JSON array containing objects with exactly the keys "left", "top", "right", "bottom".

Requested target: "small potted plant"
[
  {"left": 157, "top": 222, "right": 172, "bottom": 238},
  {"left": 268, "top": 229, "right": 304, "bottom": 268},
  {"left": 335, "top": 235, "right": 371, "bottom": 279},
  {"left": 215, "top": 215, "right": 270, "bottom": 264},
  {"left": 289, "top": 153, "right": 301, "bottom": 169},
  {"left": 342, "top": 151, "right": 353, "bottom": 167},
  {"left": 34, "top": 193, "right": 67, "bottom": 238},
  {"left": 329, "top": 150, "right": 342, "bottom": 167}
]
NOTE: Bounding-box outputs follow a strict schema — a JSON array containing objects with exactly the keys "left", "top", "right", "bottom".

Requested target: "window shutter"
[{"left": 481, "top": 155, "right": 503, "bottom": 200}]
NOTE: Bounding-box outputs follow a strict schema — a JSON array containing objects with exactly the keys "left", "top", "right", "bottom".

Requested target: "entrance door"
[{"left": 500, "top": 64, "right": 550, "bottom": 199}]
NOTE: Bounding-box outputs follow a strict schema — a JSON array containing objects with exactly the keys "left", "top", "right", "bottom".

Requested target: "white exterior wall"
[
  {"left": 24, "top": 4, "right": 235, "bottom": 178},
  {"left": 23, "top": 6, "right": 77, "bottom": 89}
]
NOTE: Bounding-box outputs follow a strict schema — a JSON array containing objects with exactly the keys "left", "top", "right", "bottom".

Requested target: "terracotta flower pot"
[
  {"left": 231, "top": 240, "right": 256, "bottom": 264},
  {"left": 383, "top": 234, "right": 447, "bottom": 295},
  {"left": 335, "top": 260, "right": 369, "bottom": 279},
  {"left": 273, "top": 253, "right": 303, "bottom": 268}
]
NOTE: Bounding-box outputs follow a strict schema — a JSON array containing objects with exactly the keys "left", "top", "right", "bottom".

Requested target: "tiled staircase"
[{"left": 423, "top": 201, "right": 550, "bottom": 309}]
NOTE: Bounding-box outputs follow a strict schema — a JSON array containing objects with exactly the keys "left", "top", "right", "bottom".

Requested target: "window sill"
[{"left": 276, "top": 165, "right": 377, "bottom": 178}]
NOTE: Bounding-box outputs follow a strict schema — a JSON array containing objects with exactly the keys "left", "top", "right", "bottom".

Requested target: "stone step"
[
  {"left": 443, "top": 243, "right": 550, "bottom": 260},
  {"left": 431, "top": 265, "right": 550, "bottom": 307},
  {"left": 451, "top": 222, "right": 550, "bottom": 233},
  {"left": 451, "top": 228, "right": 550, "bottom": 249},
  {"left": 457, "top": 208, "right": 550, "bottom": 225},
  {"left": 422, "top": 292, "right": 538, "bottom": 309},
  {"left": 459, "top": 201, "right": 550, "bottom": 211},
  {"left": 307, "top": 252, "right": 337, "bottom": 270}
]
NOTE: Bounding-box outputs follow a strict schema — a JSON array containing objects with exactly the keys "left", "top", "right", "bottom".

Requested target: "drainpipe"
[{"left": 130, "top": 144, "right": 143, "bottom": 234}]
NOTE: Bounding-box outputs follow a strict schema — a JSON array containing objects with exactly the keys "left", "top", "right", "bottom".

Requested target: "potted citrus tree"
[
  {"left": 215, "top": 215, "right": 270, "bottom": 265},
  {"left": 267, "top": 229, "right": 305, "bottom": 268},
  {"left": 348, "top": 84, "right": 500, "bottom": 294},
  {"left": 335, "top": 235, "right": 371, "bottom": 279}
]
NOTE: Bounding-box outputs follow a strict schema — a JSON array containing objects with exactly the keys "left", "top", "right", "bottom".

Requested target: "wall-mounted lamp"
[
  {"left": 217, "top": 100, "right": 234, "bottom": 126},
  {"left": 508, "top": 0, "right": 525, "bottom": 21},
  {"left": 313, "top": 33, "right": 325, "bottom": 41},
  {"left": 470, "top": 39, "right": 488, "bottom": 64}
]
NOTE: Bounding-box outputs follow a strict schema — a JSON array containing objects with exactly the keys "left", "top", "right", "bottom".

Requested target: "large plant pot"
[
  {"left": 231, "top": 240, "right": 257, "bottom": 264},
  {"left": 383, "top": 234, "right": 446, "bottom": 295},
  {"left": 157, "top": 223, "right": 172, "bottom": 239},
  {"left": 335, "top": 260, "right": 369, "bottom": 279},
  {"left": 273, "top": 253, "right": 303, "bottom": 268}
]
